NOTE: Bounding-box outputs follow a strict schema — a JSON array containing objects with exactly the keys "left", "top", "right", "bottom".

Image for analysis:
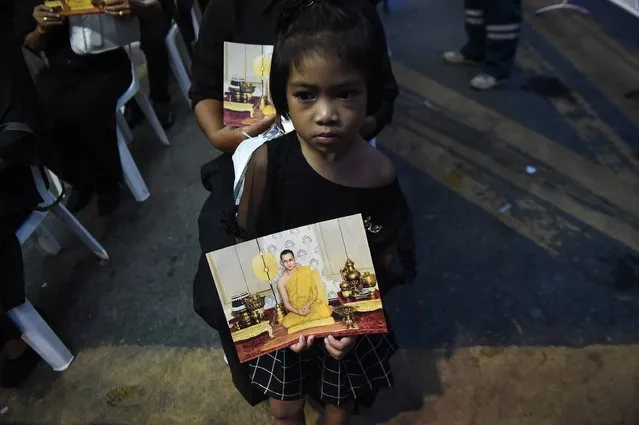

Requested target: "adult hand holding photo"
[
  {"left": 100, "top": 0, "right": 132, "bottom": 17},
  {"left": 32, "top": 4, "right": 64, "bottom": 34},
  {"left": 100, "top": 0, "right": 161, "bottom": 18}
]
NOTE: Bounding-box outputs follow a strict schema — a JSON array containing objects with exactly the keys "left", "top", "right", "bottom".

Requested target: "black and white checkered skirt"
[{"left": 249, "top": 333, "right": 398, "bottom": 406}]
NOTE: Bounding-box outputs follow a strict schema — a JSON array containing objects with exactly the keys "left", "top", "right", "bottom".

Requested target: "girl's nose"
[{"left": 314, "top": 99, "right": 338, "bottom": 125}]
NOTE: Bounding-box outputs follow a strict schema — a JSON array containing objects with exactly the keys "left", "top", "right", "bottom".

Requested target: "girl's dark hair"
[{"left": 269, "top": 0, "right": 383, "bottom": 117}]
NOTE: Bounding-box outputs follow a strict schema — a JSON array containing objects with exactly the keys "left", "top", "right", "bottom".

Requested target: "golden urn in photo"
[
  {"left": 340, "top": 258, "right": 365, "bottom": 296},
  {"left": 361, "top": 271, "right": 377, "bottom": 288}
]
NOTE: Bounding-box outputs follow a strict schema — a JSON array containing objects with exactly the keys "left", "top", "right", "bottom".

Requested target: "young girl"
[{"left": 237, "top": 0, "right": 416, "bottom": 423}]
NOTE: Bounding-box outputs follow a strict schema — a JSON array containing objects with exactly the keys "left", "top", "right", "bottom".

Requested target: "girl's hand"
[
  {"left": 101, "top": 0, "right": 132, "bottom": 17},
  {"left": 324, "top": 335, "right": 356, "bottom": 360},
  {"left": 290, "top": 335, "right": 314, "bottom": 353},
  {"left": 33, "top": 4, "right": 64, "bottom": 32}
]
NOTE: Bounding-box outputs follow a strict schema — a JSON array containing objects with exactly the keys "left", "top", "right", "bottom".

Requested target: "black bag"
[{"left": 192, "top": 152, "right": 267, "bottom": 406}]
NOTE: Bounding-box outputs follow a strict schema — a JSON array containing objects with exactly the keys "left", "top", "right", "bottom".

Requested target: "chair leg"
[
  {"left": 49, "top": 202, "right": 110, "bottom": 261},
  {"left": 46, "top": 169, "right": 64, "bottom": 198},
  {"left": 117, "top": 126, "right": 151, "bottom": 202},
  {"left": 35, "top": 225, "right": 62, "bottom": 256},
  {"left": 166, "top": 33, "right": 192, "bottom": 107},
  {"left": 116, "top": 110, "right": 134, "bottom": 144},
  {"left": 7, "top": 300, "right": 74, "bottom": 372},
  {"left": 191, "top": 7, "right": 200, "bottom": 40},
  {"left": 134, "top": 89, "right": 170, "bottom": 146}
]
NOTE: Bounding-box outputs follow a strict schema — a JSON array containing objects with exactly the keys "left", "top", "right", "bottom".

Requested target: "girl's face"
[{"left": 286, "top": 54, "right": 367, "bottom": 153}]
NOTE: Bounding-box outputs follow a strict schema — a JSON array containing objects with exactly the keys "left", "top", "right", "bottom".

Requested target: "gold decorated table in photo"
[
  {"left": 231, "top": 321, "right": 273, "bottom": 343},
  {"left": 342, "top": 297, "right": 383, "bottom": 313},
  {"left": 337, "top": 288, "right": 383, "bottom": 313}
]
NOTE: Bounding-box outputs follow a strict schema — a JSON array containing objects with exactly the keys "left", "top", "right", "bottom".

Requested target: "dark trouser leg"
[
  {"left": 71, "top": 67, "right": 130, "bottom": 192},
  {"left": 36, "top": 72, "right": 83, "bottom": 187},
  {"left": 460, "top": 0, "right": 486, "bottom": 61},
  {"left": 482, "top": 0, "right": 522, "bottom": 79},
  {"left": 0, "top": 315, "right": 22, "bottom": 353},
  {"left": 139, "top": 10, "right": 172, "bottom": 104},
  {"left": 196, "top": 0, "right": 209, "bottom": 12},
  {"left": 175, "top": 0, "right": 196, "bottom": 50},
  {"left": 0, "top": 213, "right": 30, "bottom": 312},
  {"left": 36, "top": 63, "right": 130, "bottom": 191}
]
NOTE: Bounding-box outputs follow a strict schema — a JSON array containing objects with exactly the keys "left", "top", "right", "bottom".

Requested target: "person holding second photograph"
[
  {"left": 189, "top": 0, "right": 398, "bottom": 152},
  {"left": 17, "top": 0, "right": 162, "bottom": 216}
]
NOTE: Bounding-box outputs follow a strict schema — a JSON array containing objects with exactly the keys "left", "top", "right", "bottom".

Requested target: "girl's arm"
[{"left": 236, "top": 144, "right": 268, "bottom": 240}]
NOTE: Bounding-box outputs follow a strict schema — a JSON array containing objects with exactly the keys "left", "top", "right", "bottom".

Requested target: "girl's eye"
[
  {"left": 294, "top": 91, "right": 315, "bottom": 102},
  {"left": 339, "top": 90, "right": 360, "bottom": 100}
]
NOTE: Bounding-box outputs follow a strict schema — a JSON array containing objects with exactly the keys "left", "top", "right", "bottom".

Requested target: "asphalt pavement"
[{"left": 3, "top": 0, "right": 639, "bottom": 423}]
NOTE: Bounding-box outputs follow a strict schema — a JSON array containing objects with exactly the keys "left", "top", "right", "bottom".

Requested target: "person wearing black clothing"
[
  {"left": 189, "top": 0, "right": 399, "bottom": 408},
  {"left": 0, "top": 15, "right": 44, "bottom": 388},
  {"left": 16, "top": 0, "right": 161, "bottom": 216},
  {"left": 189, "top": 0, "right": 398, "bottom": 153},
  {"left": 126, "top": 0, "right": 176, "bottom": 129}
]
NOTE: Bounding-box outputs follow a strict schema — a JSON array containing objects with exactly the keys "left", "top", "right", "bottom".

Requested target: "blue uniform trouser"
[{"left": 460, "top": 0, "right": 522, "bottom": 79}]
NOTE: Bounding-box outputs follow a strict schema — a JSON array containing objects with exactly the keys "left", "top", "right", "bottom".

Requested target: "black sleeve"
[
  {"left": 12, "top": 0, "right": 40, "bottom": 46},
  {"left": 361, "top": 1, "right": 399, "bottom": 138},
  {"left": 368, "top": 182, "right": 416, "bottom": 294},
  {"left": 236, "top": 144, "right": 269, "bottom": 241},
  {"left": 188, "top": 0, "right": 232, "bottom": 107},
  {"left": 0, "top": 32, "right": 40, "bottom": 166}
]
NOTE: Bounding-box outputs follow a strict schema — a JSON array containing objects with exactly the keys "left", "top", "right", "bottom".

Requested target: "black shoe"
[
  {"left": 97, "top": 187, "right": 121, "bottom": 217},
  {"left": 124, "top": 101, "right": 145, "bottom": 129},
  {"left": 154, "top": 101, "right": 174, "bottom": 130},
  {"left": 66, "top": 187, "right": 94, "bottom": 213},
  {"left": 1, "top": 345, "right": 41, "bottom": 388}
]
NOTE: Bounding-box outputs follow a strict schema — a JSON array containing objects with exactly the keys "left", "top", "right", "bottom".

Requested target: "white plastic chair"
[
  {"left": 191, "top": 5, "right": 201, "bottom": 40},
  {"left": 8, "top": 300, "right": 74, "bottom": 372},
  {"left": 16, "top": 167, "right": 109, "bottom": 261},
  {"left": 116, "top": 62, "right": 170, "bottom": 202},
  {"left": 165, "top": 23, "right": 192, "bottom": 106},
  {"left": 10, "top": 166, "right": 110, "bottom": 371}
]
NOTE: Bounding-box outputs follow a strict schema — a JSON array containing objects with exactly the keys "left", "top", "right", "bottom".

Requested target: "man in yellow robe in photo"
[{"left": 277, "top": 250, "right": 333, "bottom": 331}]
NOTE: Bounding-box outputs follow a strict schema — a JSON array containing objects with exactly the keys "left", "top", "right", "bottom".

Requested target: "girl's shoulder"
[
  {"left": 354, "top": 143, "right": 397, "bottom": 189},
  {"left": 265, "top": 131, "right": 299, "bottom": 163}
]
